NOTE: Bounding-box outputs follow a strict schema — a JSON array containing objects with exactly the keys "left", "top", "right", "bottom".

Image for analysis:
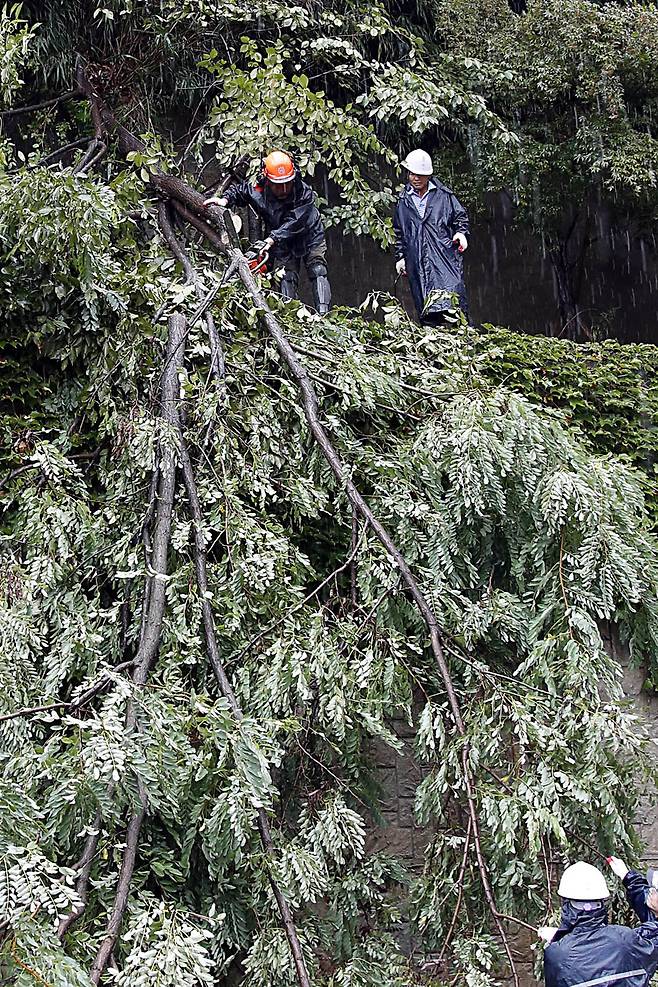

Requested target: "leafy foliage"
[
  {"left": 0, "top": 4, "right": 37, "bottom": 108},
  {"left": 0, "top": 3, "right": 657, "bottom": 986},
  {"left": 468, "top": 324, "right": 658, "bottom": 523}
]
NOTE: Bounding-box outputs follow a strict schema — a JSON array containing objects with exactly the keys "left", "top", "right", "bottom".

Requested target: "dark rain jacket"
[
  {"left": 393, "top": 181, "right": 470, "bottom": 316},
  {"left": 544, "top": 872, "right": 658, "bottom": 987},
  {"left": 223, "top": 173, "right": 325, "bottom": 259}
]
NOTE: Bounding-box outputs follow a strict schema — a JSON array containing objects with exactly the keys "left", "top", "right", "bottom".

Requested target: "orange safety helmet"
[{"left": 262, "top": 150, "right": 296, "bottom": 184}]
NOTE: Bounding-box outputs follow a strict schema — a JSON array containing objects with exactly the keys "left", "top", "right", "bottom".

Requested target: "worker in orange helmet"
[{"left": 205, "top": 150, "right": 331, "bottom": 314}]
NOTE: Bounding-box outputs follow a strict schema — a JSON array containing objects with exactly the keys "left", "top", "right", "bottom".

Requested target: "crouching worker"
[
  {"left": 540, "top": 858, "right": 658, "bottom": 987},
  {"left": 205, "top": 150, "right": 331, "bottom": 314}
]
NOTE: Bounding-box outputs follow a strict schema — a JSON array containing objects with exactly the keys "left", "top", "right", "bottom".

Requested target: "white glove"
[
  {"left": 204, "top": 195, "right": 228, "bottom": 208},
  {"left": 538, "top": 926, "right": 558, "bottom": 944},
  {"left": 395, "top": 257, "right": 406, "bottom": 275},
  {"left": 607, "top": 856, "right": 629, "bottom": 880},
  {"left": 263, "top": 236, "right": 275, "bottom": 252},
  {"left": 452, "top": 232, "right": 468, "bottom": 253}
]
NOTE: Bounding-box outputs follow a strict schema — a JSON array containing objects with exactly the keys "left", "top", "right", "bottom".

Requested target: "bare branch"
[
  {"left": 157, "top": 202, "right": 226, "bottom": 390},
  {"left": 73, "top": 139, "right": 107, "bottom": 176},
  {"left": 0, "top": 90, "right": 80, "bottom": 118}
]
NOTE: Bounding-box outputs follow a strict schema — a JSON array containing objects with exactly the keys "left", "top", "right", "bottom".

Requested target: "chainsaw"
[{"left": 245, "top": 240, "right": 270, "bottom": 274}]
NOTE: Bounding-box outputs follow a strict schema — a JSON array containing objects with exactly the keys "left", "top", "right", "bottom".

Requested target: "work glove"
[
  {"left": 204, "top": 195, "right": 228, "bottom": 208},
  {"left": 395, "top": 257, "right": 406, "bottom": 275},
  {"left": 251, "top": 238, "right": 274, "bottom": 256},
  {"left": 538, "top": 927, "right": 558, "bottom": 943},
  {"left": 607, "top": 856, "right": 629, "bottom": 880},
  {"left": 452, "top": 232, "right": 468, "bottom": 253}
]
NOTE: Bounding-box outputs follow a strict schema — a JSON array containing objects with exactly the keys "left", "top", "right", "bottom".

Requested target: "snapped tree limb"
[
  {"left": 87, "top": 312, "right": 186, "bottom": 984},
  {"left": 73, "top": 72, "right": 517, "bottom": 983}
]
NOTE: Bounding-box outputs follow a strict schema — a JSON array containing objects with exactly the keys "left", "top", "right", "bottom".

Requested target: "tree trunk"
[{"left": 547, "top": 211, "right": 594, "bottom": 341}]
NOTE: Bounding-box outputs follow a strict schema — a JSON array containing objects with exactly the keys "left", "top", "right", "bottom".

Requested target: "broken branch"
[
  {"left": 72, "top": 77, "right": 517, "bottom": 981},
  {"left": 226, "top": 250, "right": 519, "bottom": 987},
  {"left": 157, "top": 202, "right": 226, "bottom": 389},
  {"left": 87, "top": 315, "right": 186, "bottom": 980}
]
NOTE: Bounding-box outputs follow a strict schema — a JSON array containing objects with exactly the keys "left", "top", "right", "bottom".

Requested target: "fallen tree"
[{"left": 1, "top": 6, "right": 658, "bottom": 987}]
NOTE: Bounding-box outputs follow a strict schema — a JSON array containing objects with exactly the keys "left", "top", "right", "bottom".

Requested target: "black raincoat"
[
  {"left": 544, "top": 872, "right": 658, "bottom": 987},
  {"left": 393, "top": 181, "right": 470, "bottom": 318},
  {"left": 223, "top": 173, "right": 325, "bottom": 259}
]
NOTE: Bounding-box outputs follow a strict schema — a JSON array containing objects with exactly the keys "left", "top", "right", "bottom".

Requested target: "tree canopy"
[{"left": 1, "top": 3, "right": 658, "bottom": 986}]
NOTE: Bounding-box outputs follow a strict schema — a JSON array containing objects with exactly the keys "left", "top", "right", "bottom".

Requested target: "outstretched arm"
[
  {"left": 624, "top": 871, "right": 657, "bottom": 924},
  {"left": 221, "top": 180, "right": 254, "bottom": 210},
  {"left": 204, "top": 179, "right": 254, "bottom": 211},
  {"left": 608, "top": 856, "right": 658, "bottom": 924}
]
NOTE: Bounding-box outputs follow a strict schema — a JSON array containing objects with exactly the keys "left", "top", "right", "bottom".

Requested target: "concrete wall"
[{"left": 368, "top": 627, "right": 658, "bottom": 983}]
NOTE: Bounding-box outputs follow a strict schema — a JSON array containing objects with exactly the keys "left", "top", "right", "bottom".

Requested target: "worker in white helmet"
[
  {"left": 540, "top": 857, "right": 658, "bottom": 987},
  {"left": 393, "top": 148, "right": 470, "bottom": 325}
]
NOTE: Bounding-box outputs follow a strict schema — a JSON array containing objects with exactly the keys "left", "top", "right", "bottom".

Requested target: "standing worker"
[
  {"left": 205, "top": 151, "right": 331, "bottom": 314},
  {"left": 540, "top": 857, "right": 658, "bottom": 987},
  {"left": 393, "top": 149, "right": 470, "bottom": 325}
]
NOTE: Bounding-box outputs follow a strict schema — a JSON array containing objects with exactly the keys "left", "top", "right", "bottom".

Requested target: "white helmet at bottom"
[
  {"left": 401, "top": 149, "right": 433, "bottom": 176},
  {"left": 558, "top": 862, "right": 610, "bottom": 900}
]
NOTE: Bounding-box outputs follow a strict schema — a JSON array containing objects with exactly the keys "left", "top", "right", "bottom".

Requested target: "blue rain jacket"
[
  {"left": 224, "top": 173, "right": 325, "bottom": 259},
  {"left": 393, "top": 181, "right": 470, "bottom": 317},
  {"left": 544, "top": 871, "right": 658, "bottom": 987}
]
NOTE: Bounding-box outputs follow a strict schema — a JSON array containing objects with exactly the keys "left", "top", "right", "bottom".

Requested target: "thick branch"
[
  {"left": 87, "top": 315, "right": 186, "bottom": 981},
  {"left": 133, "top": 315, "right": 185, "bottom": 683},
  {"left": 227, "top": 250, "right": 519, "bottom": 986},
  {"left": 73, "top": 139, "right": 107, "bottom": 176},
  {"left": 57, "top": 809, "right": 102, "bottom": 939},
  {"left": 157, "top": 202, "right": 226, "bottom": 389},
  {"left": 89, "top": 805, "right": 145, "bottom": 982}
]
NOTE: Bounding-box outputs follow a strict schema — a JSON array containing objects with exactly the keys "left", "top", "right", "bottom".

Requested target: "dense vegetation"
[
  {"left": 471, "top": 326, "right": 658, "bottom": 524},
  {"left": 1, "top": 3, "right": 658, "bottom": 986}
]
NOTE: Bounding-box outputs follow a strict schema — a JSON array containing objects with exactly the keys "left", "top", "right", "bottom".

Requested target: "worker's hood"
[{"left": 552, "top": 901, "right": 609, "bottom": 942}]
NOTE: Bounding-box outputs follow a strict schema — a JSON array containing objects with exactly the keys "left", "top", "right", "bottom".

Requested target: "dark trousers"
[{"left": 277, "top": 241, "right": 331, "bottom": 314}]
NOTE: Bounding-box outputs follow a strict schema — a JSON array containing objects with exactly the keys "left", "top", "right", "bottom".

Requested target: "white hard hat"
[
  {"left": 558, "top": 862, "right": 610, "bottom": 900},
  {"left": 401, "top": 149, "right": 433, "bottom": 176}
]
